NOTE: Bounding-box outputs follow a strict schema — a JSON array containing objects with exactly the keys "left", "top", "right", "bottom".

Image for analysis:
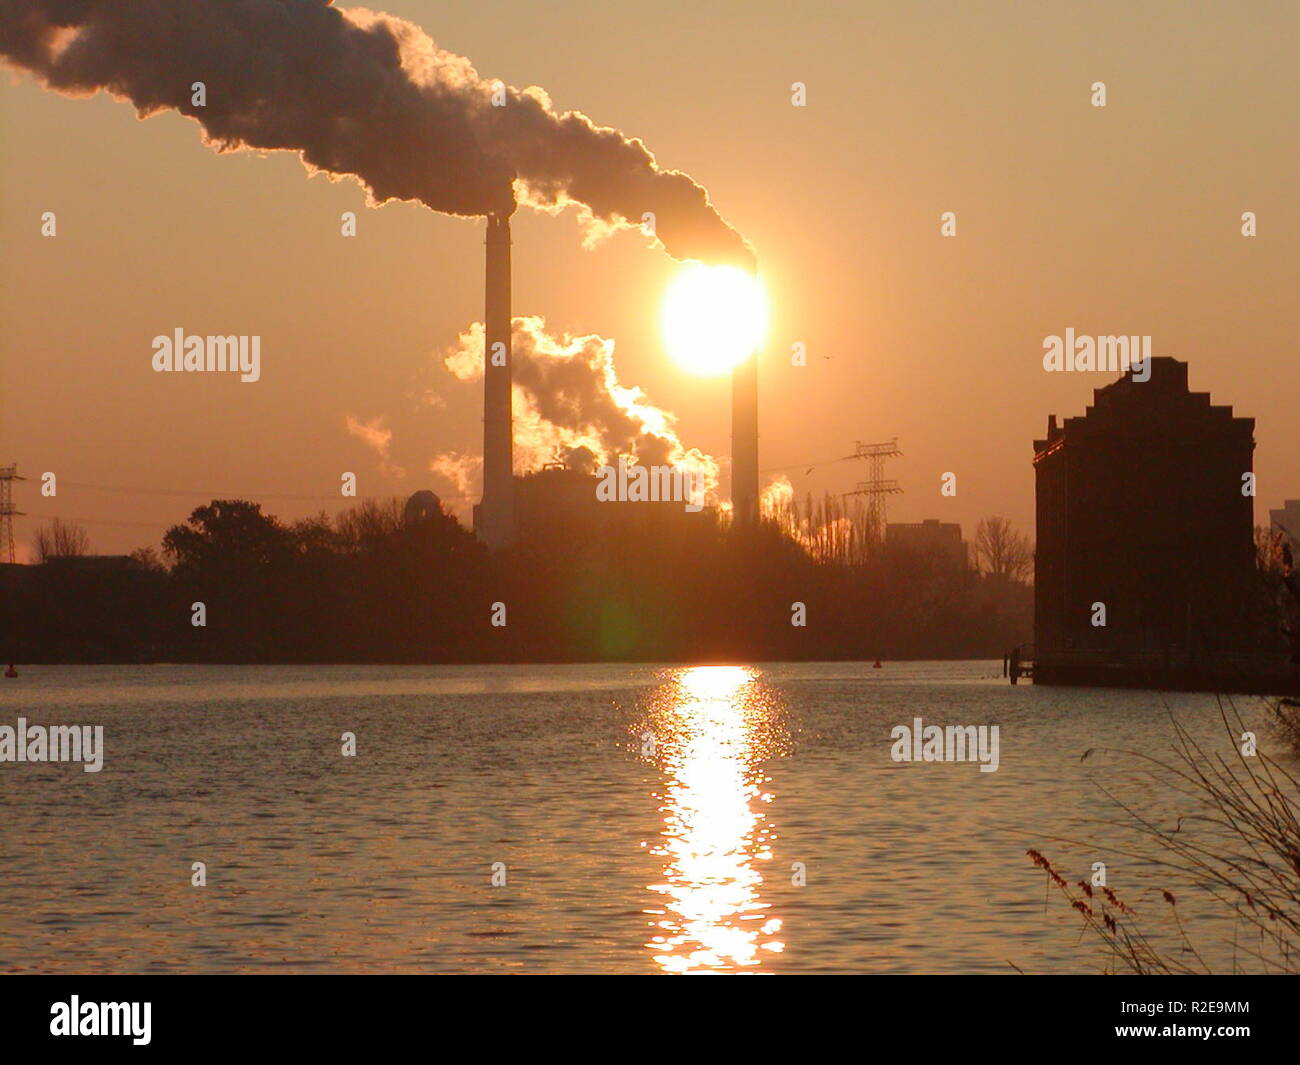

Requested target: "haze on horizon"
[{"left": 1, "top": 0, "right": 1296, "bottom": 560}]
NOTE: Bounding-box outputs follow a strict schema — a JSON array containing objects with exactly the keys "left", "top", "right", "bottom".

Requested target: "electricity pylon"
[
  {"left": 843, "top": 439, "right": 902, "bottom": 541},
  {"left": 0, "top": 465, "right": 26, "bottom": 564}
]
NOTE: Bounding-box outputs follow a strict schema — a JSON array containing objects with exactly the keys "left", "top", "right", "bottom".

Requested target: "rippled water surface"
[{"left": 0, "top": 661, "right": 1280, "bottom": 973}]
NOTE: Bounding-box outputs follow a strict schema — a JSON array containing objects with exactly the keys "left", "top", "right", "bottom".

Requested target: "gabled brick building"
[{"left": 1032, "top": 357, "right": 1284, "bottom": 690}]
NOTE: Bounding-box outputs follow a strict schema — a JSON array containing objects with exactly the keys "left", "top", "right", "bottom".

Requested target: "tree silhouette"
[
  {"left": 973, "top": 517, "right": 1033, "bottom": 583},
  {"left": 33, "top": 517, "right": 90, "bottom": 562}
]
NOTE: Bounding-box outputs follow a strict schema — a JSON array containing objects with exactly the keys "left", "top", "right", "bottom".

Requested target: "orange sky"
[{"left": 2, "top": 0, "right": 1297, "bottom": 559}]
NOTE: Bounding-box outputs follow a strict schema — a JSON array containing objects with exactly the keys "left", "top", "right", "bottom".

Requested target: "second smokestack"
[
  {"left": 475, "top": 212, "right": 514, "bottom": 548},
  {"left": 731, "top": 349, "right": 758, "bottom": 525}
]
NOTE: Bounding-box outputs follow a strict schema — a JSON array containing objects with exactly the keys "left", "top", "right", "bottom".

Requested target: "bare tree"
[
  {"left": 334, "top": 497, "right": 407, "bottom": 551},
  {"left": 1255, "top": 524, "right": 1287, "bottom": 577},
  {"left": 973, "top": 516, "right": 1033, "bottom": 583},
  {"left": 33, "top": 517, "right": 90, "bottom": 563}
]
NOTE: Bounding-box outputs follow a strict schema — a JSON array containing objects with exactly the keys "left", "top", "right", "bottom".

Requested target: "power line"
[
  {"left": 758, "top": 452, "right": 859, "bottom": 475},
  {"left": 23, "top": 491, "right": 391, "bottom": 536},
  {"left": 57, "top": 480, "right": 374, "bottom": 502},
  {"left": 29, "top": 514, "right": 177, "bottom": 530}
]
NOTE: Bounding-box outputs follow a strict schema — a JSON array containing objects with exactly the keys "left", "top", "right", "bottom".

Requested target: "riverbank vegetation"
[
  {"left": 2, "top": 497, "right": 1032, "bottom": 664},
  {"left": 1029, "top": 697, "right": 1300, "bottom": 974}
]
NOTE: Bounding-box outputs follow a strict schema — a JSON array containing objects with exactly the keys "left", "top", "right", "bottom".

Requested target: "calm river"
[{"left": 0, "top": 661, "right": 1279, "bottom": 973}]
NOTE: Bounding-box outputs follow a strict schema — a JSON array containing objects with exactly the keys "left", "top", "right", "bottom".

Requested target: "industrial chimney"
[
  {"left": 731, "top": 324, "right": 759, "bottom": 527},
  {"left": 474, "top": 213, "right": 515, "bottom": 548}
]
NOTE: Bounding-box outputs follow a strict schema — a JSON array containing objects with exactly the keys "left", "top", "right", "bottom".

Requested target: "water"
[{"left": 0, "top": 661, "right": 1281, "bottom": 974}]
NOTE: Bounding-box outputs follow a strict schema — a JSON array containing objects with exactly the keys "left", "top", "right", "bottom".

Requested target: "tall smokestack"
[
  {"left": 731, "top": 348, "right": 759, "bottom": 525},
  {"left": 476, "top": 213, "right": 514, "bottom": 548}
]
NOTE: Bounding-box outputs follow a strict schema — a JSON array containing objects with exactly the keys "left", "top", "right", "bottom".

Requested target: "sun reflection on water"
[{"left": 640, "top": 665, "right": 788, "bottom": 973}]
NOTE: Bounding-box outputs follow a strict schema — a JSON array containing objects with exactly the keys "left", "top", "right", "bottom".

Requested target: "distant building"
[
  {"left": 512, "top": 462, "right": 712, "bottom": 541},
  {"left": 1270, "top": 500, "right": 1300, "bottom": 553},
  {"left": 513, "top": 465, "right": 602, "bottom": 535},
  {"left": 1032, "top": 357, "right": 1286, "bottom": 691},
  {"left": 404, "top": 490, "right": 444, "bottom": 524},
  {"left": 885, "top": 519, "right": 967, "bottom": 568}
]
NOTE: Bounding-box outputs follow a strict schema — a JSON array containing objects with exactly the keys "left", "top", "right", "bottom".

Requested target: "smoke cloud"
[
  {"left": 344, "top": 413, "right": 405, "bottom": 479},
  {"left": 0, "top": 0, "right": 750, "bottom": 264},
  {"left": 442, "top": 315, "right": 721, "bottom": 496},
  {"left": 427, "top": 451, "right": 481, "bottom": 508}
]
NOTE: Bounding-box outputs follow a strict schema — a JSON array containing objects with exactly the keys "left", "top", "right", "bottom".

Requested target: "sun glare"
[
  {"left": 661, "top": 263, "right": 768, "bottom": 376},
  {"left": 642, "top": 665, "right": 785, "bottom": 973}
]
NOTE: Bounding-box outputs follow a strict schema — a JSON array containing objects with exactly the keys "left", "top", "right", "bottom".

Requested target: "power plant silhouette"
[{"left": 471, "top": 216, "right": 760, "bottom": 548}]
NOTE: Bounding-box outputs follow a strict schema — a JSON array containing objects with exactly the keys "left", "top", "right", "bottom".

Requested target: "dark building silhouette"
[
  {"left": 513, "top": 465, "right": 602, "bottom": 536},
  {"left": 404, "top": 490, "right": 444, "bottom": 524},
  {"left": 1033, "top": 357, "right": 1285, "bottom": 691},
  {"left": 885, "top": 519, "right": 968, "bottom": 568},
  {"left": 1271, "top": 499, "right": 1300, "bottom": 554},
  {"left": 512, "top": 462, "right": 712, "bottom": 541}
]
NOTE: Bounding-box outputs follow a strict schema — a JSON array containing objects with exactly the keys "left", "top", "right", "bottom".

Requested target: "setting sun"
[{"left": 661, "top": 263, "right": 768, "bottom": 376}]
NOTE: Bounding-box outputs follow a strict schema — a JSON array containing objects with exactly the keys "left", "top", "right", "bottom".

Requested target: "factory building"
[
  {"left": 512, "top": 462, "right": 712, "bottom": 541},
  {"left": 1032, "top": 356, "right": 1286, "bottom": 690}
]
